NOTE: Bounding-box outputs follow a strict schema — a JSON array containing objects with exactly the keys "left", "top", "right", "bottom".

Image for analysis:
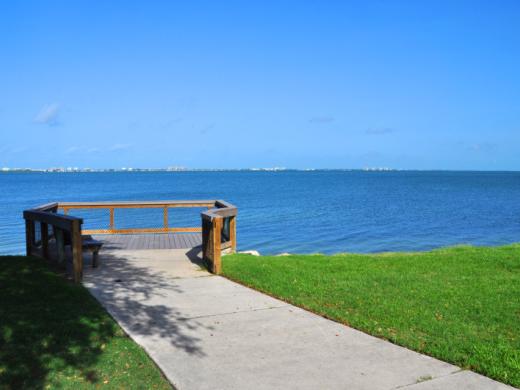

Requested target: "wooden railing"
[
  {"left": 23, "top": 203, "right": 84, "bottom": 283},
  {"left": 201, "top": 200, "right": 237, "bottom": 274},
  {"left": 59, "top": 200, "right": 216, "bottom": 234},
  {"left": 23, "top": 200, "right": 237, "bottom": 281}
]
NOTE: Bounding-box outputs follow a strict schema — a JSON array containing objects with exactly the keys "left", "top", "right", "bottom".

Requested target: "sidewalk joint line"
[
  {"left": 176, "top": 304, "right": 290, "bottom": 321},
  {"left": 392, "top": 368, "right": 463, "bottom": 389}
]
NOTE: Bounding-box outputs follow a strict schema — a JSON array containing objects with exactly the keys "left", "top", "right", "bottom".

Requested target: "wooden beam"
[
  {"left": 25, "top": 219, "right": 34, "bottom": 256},
  {"left": 212, "top": 217, "right": 222, "bottom": 274},
  {"left": 41, "top": 223, "right": 49, "bottom": 259},
  {"left": 23, "top": 210, "right": 80, "bottom": 231},
  {"left": 215, "top": 199, "right": 236, "bottom": 209},
  {"left": 71, "top": 219, "right": 83, "bottom": 283},
  {"left": 201, "top": 217, "right": 210, "bottom": 261},
  {"left": 33, "top": 202, "right": 59, "bottom": 212},
  {"left": 202, "top": 206, "right": 237, "bottom": 220},
  {"left": 81, "top": 227, "right": 202, "bottom": 235},
  {"left": 163, "top": 206, "right": 168, "bottom": 229},
  {"left": 109, "top": 208, "right": 115, "bottom": 230},
  {"left": 55, "top": 228, "right": 65, "bottom": 264},
  {"left": 229, "top": 216, "right": 236, "bottom": 253},
  {"left": 58, "top": 200, "right": 216, "bottom": 209}
]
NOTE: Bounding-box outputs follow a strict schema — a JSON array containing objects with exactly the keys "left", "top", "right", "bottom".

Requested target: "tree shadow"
[
  {"left": 83, "top": 249, "right": 212, "bottom": 356},
  {"left": 1, "top": 245, "right": 210, "bottom": 388},
  {"left": 0, "top": 257, "right": 126, "bottom": 388}
]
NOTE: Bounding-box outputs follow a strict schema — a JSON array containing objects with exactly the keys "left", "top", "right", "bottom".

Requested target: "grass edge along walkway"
[
  {"left": 0, "top": 256, "right": 172, "bottom": 389},
  {"left": 222, "top": 244, "right": 520, "bottom": 388}
]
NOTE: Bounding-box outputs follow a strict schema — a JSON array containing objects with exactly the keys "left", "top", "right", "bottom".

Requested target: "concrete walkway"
[{"left": 83, "top": 249, "right": 514, "bottom": 390}]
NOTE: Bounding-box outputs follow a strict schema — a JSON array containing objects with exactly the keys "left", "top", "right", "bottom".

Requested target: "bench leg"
[{"left": 92, "top": 250, "right": 99, "bottom": 268}]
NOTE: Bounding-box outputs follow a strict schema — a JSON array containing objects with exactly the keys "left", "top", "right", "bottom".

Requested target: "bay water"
[{"left": 1, "top": 171, "right": 519, "bottom": 255}]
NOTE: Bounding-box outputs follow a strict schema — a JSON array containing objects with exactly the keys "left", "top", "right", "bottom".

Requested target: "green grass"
[
  {"left": 0, "top": 256, "right": 172, "bottom": 389},
  {"left": 223, "top": 245, "right": 520, "bottom": 387}
]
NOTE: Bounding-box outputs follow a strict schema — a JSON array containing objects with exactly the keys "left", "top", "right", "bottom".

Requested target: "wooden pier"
[
  {"left": 23, "top": 200, "right": 237, "bottom": 282},
  {"left": 91, "top": 233, "right": 202, "bottom": 250}
]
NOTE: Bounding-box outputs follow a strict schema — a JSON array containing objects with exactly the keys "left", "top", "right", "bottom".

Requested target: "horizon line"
[{"left": 1, "top": 167, "right": 519, "bottom": 173}]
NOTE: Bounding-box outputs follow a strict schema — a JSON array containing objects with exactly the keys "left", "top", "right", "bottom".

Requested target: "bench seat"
[{"left": 81, "top": 235, "right": 103, "bottom": 267}]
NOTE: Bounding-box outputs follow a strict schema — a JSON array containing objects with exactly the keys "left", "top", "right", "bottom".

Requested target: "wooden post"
[
  {"left": 63, "top": 207, "right": 69, "bottom": 215},
  {"left": 25, "top": 219, "right": 34, "bottom": 256},
  {"left": 206, "top": 219, "right": 213, "bottom": 263},
  {"left": 71, "top": 219, "right": 83, "bottom": 283},
  {"left": 109, "top": 208, "right": 115, "bottom": 231},
  {"left": 229, "top": 216, "right": 236, "bottom": 253},
  {"left": 163, "top": 206, "right": 168, "bottom": 231},
  {"left": 212, "top": 217, "right": 222, "bottom": 274},
  {"left": 201, "top": 217, "right": 209, "bottom": 261},
  {"left": 55, "top": 228, "right": 65, "bottom": 264},
  {"left": 41, "top": 223, "right": 49, "bottom": 259}
]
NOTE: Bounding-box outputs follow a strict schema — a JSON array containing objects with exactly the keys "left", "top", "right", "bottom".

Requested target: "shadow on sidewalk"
[{"left": 84, "top": 248, "right": 211, "bottom": 356}]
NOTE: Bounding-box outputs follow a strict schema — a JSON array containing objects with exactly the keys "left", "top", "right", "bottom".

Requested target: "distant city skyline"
[
  {"left": 0, "top": 165, "right": 397, "bottom": 172},
  {"left": 3, "top": 166, "right": 519, "bottom": 173},
  {"left": 1, "top": 1, "right": 519, "bottom": 170}
]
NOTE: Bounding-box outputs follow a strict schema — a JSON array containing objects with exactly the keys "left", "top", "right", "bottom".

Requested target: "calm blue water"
[{"left": 1, "top": 171, "right": 519, "bottom": 255}]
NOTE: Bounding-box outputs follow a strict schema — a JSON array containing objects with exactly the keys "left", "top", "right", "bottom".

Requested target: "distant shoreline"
[{"left": 1, "top": 168, "right": 519, "bottom": 173}]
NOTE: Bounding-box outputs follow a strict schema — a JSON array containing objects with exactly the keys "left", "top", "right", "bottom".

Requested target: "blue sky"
[{"left": 1, "top": 1, "right": 519, "bottom": 170}]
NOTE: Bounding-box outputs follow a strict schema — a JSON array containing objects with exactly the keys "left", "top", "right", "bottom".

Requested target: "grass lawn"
[
  {"left": 0, "top": 256, "right": 172, "bottom": 389},
  {"left": 223, "top": 245, "right": 520, "bottom": 387}
]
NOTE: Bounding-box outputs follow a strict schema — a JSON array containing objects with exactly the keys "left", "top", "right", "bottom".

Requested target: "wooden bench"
[
  {"left": 81, "top": 235, "right": 103, "bottom": 268},
  {"left": 55, "top": 230, "right": 103, "bottom": 267}
]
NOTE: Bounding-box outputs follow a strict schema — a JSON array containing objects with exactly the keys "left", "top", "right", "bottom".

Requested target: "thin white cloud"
[
  {"left": 162, "top": 118, "right": 183, "bottom": 128},
  {"left": 11, "top": 146, "right": 29, "bottom": 153},
  {"left": 108, "top": 143, "right": 132, "bottom": 151},
  {"left": 309, "top": 116, "right": 335, "bottom": 124},
  {"left": 468, "top": 143, "right": 496, "bottom": 152},
  {"left": 65, "top": 146, "right": 81, "bottom": 154},
  {"left": 365, "top": 127, "right": 395, "bottom": 135},
  {"left": 34, "top": 103, "right": 60, "bottom": 125},
  {"left": 63, "top": 145, "right": 130, "bottom": 155}
]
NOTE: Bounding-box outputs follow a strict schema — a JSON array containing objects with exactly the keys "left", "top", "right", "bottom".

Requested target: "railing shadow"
[{"left": 185, "top": 245, "right": 206, "bottom": 268}]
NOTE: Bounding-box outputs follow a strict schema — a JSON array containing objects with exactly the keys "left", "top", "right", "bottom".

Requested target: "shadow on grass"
[
  {"left": 0, "top": 256, "right": 116, "bottom": 388},
  {"left": 0, "top": 250, "right": 208, "bottom": 389}
]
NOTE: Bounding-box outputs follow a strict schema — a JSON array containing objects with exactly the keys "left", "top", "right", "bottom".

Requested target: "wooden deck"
[
  {"left": 91, "top": 233, "right": 202, "bottom": 251},
  {"left": 24, "top": 199, "right": 236, "bottom": 282}
]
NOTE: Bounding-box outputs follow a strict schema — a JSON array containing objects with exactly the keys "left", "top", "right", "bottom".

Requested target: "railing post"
[
  {"left": 163, "top": 206, "right": 168, "bottom": 232},
  {"left": 41, "top": 222, "right": 49, "bottom": 259},
  {"left": 201, "top": 216, "right": 209, "bottom": 261},
  {"left": 25, "top": 219, "right": 34, "bottom": 256},
  {"left": 71, "top": 219, "right": 83, "bottom": 283},
  {"left": 109, "top": 207, "right": 115, "bottom": 231},
  {"left": 55, "top": 228, "right": 65, "bottom": 264},
  {"left": 201, "top": 202, "right": 237, "bottom": 274},
  {"left": 212, "top": 217, "right": 222, "bottom": 274},
  {"left": 229, "top": 216, "right": 236, "bottom": 253}
]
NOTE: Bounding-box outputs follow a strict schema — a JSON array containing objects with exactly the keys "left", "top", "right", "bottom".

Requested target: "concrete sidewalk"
[{"left": 83, "top": 248, "right": 514, "bottom": 390}]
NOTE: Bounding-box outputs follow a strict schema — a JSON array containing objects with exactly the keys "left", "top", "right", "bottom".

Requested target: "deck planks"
[{"left": 92, "top": 233, "right": 202, "bottom": 250}]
